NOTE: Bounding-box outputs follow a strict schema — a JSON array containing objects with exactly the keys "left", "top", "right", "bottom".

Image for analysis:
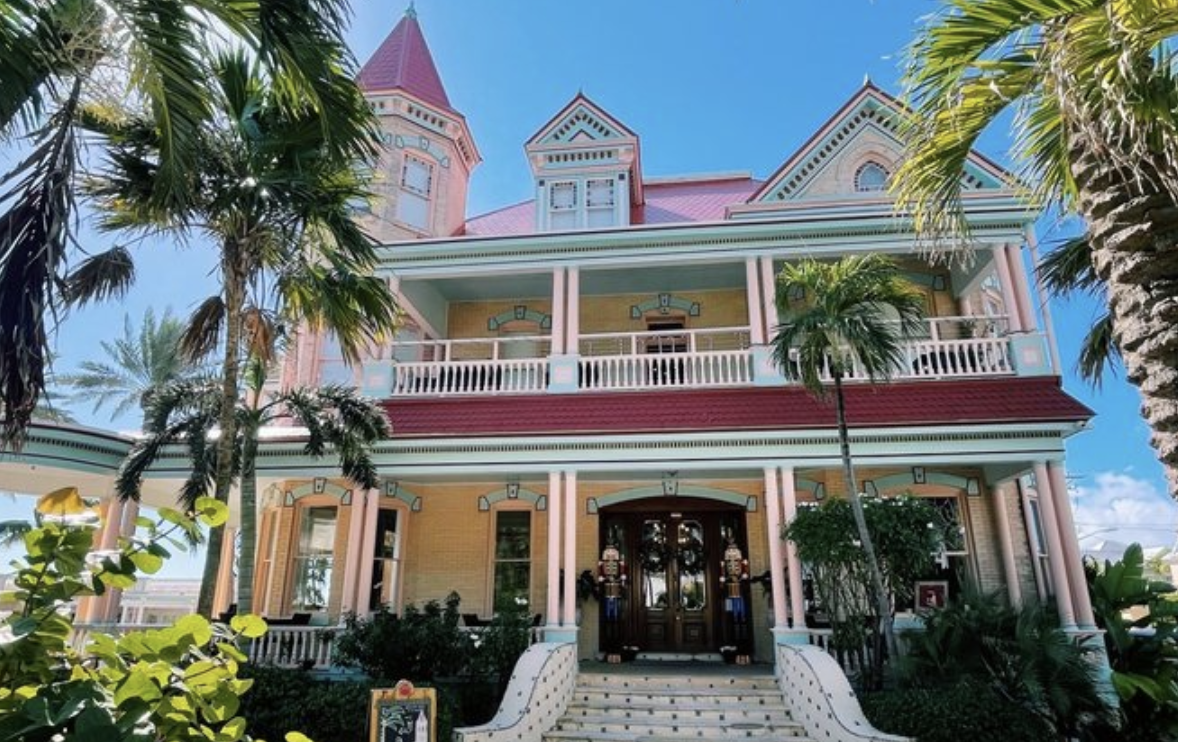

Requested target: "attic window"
[
  {"left": 854, "top": 161, "right": 889, "bottom": 192},
  {"left": 550, "top": 181, "right": 577, "bottom": 210}
]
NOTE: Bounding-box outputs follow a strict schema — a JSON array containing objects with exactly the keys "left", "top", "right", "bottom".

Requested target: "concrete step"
[
  {"left": 562, "top": 706, "right": 796, "bottom": 725},
  {"left": 567, "top": 692, "right": 782, "bottom": 711},
  {"left": 574, "top": 673, "right": 778, "bottom": 693},
  {"left": 555, "top": 713, "right": 805, "bottom": 736},
  {"left": 544, "top": 726, "right": 810, "bottom": 742}
]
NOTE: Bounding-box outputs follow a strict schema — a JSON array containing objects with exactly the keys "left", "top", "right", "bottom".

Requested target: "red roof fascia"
[
  {"left": 358, "top": 12, "right": 452, "bottom": 112},
  {"left": 381, "top": 377, "right": 1092, "bottom": 438}
]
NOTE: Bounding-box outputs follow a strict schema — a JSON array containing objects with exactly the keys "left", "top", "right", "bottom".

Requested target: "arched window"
[{"left": 854, "top": 161, "right": 889, "bottom": 192}]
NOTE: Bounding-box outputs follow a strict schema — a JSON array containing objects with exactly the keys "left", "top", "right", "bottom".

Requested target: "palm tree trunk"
[
  {"left": 1069, "top": 134, "right": 1178, "bottom": 496},
  {"left": 832, "top": 372, "right": 897, "bottom": 676},
  {"left": 237, "top": 412, "right": 260, "bottom": 616},
  {"left": 196, "top": 244, "right": 247, "bottom": 617}
]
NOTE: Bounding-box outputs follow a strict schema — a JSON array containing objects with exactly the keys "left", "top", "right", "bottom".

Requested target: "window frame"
[
  {"left": 485, "top": 503, "right": 534, "bottom": 616},
  {"left": 853, "top": 161, "right": 890, "bottom": 193},
  {"left": 287, "top": 500, "right": 342, "bottom": 615},
  {"left": 396, "top": 152, "right": 436, "bottom": 232}
]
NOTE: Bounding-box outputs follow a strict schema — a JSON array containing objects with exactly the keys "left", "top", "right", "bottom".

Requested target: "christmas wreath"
[
  {"left": 638, "top": 531, "right": 668, "bottom": 572},
  {"left": 677, "top": 535, "right": 706, "bottom": 575}
]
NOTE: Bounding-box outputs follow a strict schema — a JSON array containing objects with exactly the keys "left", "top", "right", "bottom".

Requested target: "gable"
[
  {"left": 527, "top": 94, "right": 637, "bottom": 146},
  {"left": 750, "top": 85, "right": 1009, "bottom": 203}
]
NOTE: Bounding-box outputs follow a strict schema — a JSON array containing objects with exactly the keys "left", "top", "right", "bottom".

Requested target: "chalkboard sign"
[{"left": 370, "top": 682, "right": 436, "bottom": 742}]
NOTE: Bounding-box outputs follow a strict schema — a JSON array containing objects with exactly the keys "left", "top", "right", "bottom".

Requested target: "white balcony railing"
[
  {"left": 248, "top": 625, "right": 339, "bottom": 669},
  {"left": 577, "top": 327, "right": 753, "bottom": 391},
  {"left": 384, "top": 316, "right": 1017, "bottom": 397}
]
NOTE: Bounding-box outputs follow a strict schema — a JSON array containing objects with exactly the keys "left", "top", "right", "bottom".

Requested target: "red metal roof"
[
  {"left": 463, "top": 176, "right": 762, "bottom": 237},
  {"left": 381, "top": 377, "right": 1092, "bottom": 438},
  {"left": 357, "top": 9, "right": 451, "bottom": 111}
]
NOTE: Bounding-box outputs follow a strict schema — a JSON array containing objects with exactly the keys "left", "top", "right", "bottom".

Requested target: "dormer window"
[
  {"left": 549, "top": 181, "right": 578, "bottom": 230},
  {"left": 397, "top": 153, "right": 434, "bottom": 231},
  {"left": 586, "top": 178, "right": 616, "bottom": 227},
  {"left": 854, "top": 161, "right": 889, "bottom": 192}
]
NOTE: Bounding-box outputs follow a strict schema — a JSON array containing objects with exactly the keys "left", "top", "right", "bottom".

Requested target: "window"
[
  {"left": 492, "top": 511, "right": 531, "bottom": 610},
  {"left": 368, "top": 508, "right": 401, "bottom": 611},
  {"left": 549, "top": 181, "right": 578, "bottom": 230},
  {"left": 586, "top": 179, "right": 616, "bottom": 228},
  {"left": 319, "top": 333, "right": 353, "bottom": 386},
  {"left": 397, "top": 154, "right": 434, "bottom": 230},
  {"left": 895, "top": 495, "right": 971, "bottom": 613},
  {"left": 854, "top": 161, "right": 889, "bottom": 192},
  {"left": 291, "top": 506, "right": 338, "bottom": 612}
]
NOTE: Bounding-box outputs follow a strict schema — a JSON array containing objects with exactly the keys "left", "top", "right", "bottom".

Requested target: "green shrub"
[
  {"left": 333, "top": 592, "right": 473, "bottom": 681},
  {"left": 861, "top": 681, "right": 1056, "bottom": 742}
]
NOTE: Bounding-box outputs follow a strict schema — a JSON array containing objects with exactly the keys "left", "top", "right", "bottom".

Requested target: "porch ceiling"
[{"left": 406, "top": 261, "right": 746, "bottom": 303}]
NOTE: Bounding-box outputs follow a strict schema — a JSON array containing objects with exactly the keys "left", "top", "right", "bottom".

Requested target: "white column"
[
  {"left": 1025, "top": 227, "right": 1062, "bottom": 373},
  {"left": 759, "top": 256, "right": 779, "bottom": 339},
  {"left": 545, "top": 471, "right": 562, "bottom": 628},
  {"left": 1032, "top": 462, "right": 1076, "bottom": 628},
  {"left": 992, "top": 246, "right": 1024, "bottom": 333},
  {"left": 1005, "top": 245, "right": 1037, "bottom": 331},
  {"left": 339, "top": 489, "right": 368, "bottom": 615},
  {"left": 745, "top": 257, "right": 766, "bottom": 346},
  {"left": 550, "top": 268, "right": 567, "bottom": 355},
  {"left": 561, "top": 471, "right": 577, "bottom": 626},
  {"left": 1018, "top": 478, "right": 1049, "bottom": 602},
  {"left": 566, "top": 267, "right": 580, "bottom": 356},
  {"left": 780, "top": 466, "right": 806, "bottom": 629},
  {"left": 1047, "top": 461, "right": 1097, "bottom": 628},
  {"left": 762, "top": 467, "right": 788, "bottom": 629},
  {"left": 354, "top": 488, "right": 381, "bottom": 615},
  {"left": 992, "top": 482, "right": 1022, "bottom": 607}
]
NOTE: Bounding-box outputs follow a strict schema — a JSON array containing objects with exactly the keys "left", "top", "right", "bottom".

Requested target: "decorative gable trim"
[
  {"left": 749, "top": 83, "right": 1011, "bottom": 204},
  {"left": 527, "top": 93, "right": 637, "bottom": 146}
]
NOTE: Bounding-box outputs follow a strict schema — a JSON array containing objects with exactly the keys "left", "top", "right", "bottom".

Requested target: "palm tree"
[
  {"left": 115, "top": 376, "right": 390, "bottom": 616},
  {"left": 0, "top": 0, "right": 377, "bottom": 449},
  {"left": 768, "top": 255, "right": 926, "bottom": 667},
  {"left": 896, "top": 0, "right": 1178, "bottom": 493},
  {"left": 86, "top": 51, "right": 397, "bottom": 617},
  {"left": 57, "top": 307, "right": 202, "bottom": 424},
  {"left": 1038, "top": 235, "right": 1121, "bottom": 386}
]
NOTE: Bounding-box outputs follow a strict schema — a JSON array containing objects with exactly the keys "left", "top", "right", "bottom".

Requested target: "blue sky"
[{"left": 3, "top": 0, "right": 1175, "bottom": 578}]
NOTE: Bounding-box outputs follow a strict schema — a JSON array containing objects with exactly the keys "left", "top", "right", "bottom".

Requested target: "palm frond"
[
  {"left": 62, "top": 245, "right": 136, "bottom": 306},
  {"left": 180, "top": 296, "right": 226, "bottom": 362},
  {"left": 1038, "top": 234, "right": 1097, "bottom": 295}
]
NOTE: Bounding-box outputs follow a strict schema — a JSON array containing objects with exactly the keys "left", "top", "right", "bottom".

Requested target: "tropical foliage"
[
  {"left": 862, "top": 680, "right": 1057, "bottom": 742},
  {"left": 784, "top": 494, "right": 942, "bottom": 688},
  {"left": 769, "top": 254, "right": 926, "bottom": 667},
  {"left": 0, "top": 487, "right": 301, "bottom": 742},
  {"left": 900, "top": 587, "right": 1112, "bottom": 739},
  {"left": 57, "top": 307, "right": 203, "bottom": 423},
  {"left": 898, "top": 0, "right": 1178, "bottom": 492},
  {"left": 84, "top": 49, "right": 397, "bottom": 616},
  {"left": 1086, "top": 543, "right": 1178, "bottom": 740},
  {"left": 0, "top": 0, "right": 375, "bottom": 449},
  {"left": 114, "top": 376, "right": 390, "bottom": 615}
]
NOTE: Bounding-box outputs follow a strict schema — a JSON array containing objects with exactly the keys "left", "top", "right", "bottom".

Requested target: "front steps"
[{"left": 545, "top": 669, "right": 813, "bottom": 742}]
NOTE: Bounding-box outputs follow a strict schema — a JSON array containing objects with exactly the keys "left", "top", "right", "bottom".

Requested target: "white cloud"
[{"left": 1071, "top": 471, "right": 1178, "bottom": 551}]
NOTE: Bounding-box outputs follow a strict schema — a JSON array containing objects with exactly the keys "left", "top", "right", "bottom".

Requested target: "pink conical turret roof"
[{"left": 357, "top": 4, "right": 452, "bottom": 111}]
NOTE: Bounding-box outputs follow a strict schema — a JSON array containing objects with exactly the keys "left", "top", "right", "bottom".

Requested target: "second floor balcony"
[{"left": 384, "top": 316, "right": 1028, "bottom": 398}]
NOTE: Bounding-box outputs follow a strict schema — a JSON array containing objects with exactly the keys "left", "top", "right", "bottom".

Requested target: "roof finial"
[
  {"left": 863, "top": 73, "right": 872, "bottom": 86},
  {"left": 405, "top": 1, "right": 417, "bottom": 19}
]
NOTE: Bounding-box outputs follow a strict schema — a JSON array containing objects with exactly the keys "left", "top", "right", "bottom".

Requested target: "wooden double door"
[{"left": 600, "top": 498, "right": 749, "bottom": 655}]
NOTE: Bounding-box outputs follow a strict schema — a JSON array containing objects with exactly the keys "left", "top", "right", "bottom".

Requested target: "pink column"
[
  {"left": 561, "top": 472, "right": 577, "bottom": 626},
  {"left": 103, "top": 500, "right": 140, "bottom": 623},
  {"left": 545, "top": 471, "right": 562, "bottom": 628},
  {"left": 762, "top": 467, "right": 788, "bottom": 629},
  {"left": 354, "top": 489, "right": 381, "bottom": 615},
  {"left": 550, "top": 268, "right": 567, "bottom": 355},
  {"left": 78, "top": 499, "right": 117, "bottom": 623},
  {"left": 992, "top": 246, "right": 1024, "bottom": 333},
  {"left": 1005, "top": 245, "right": 1037, "bottom": 331},
  {"left": 759, "top": 256, "right": 779, "bottom": 339},
  {"left": 339, "top": 489, "right": 368, "bottom": 615},
  {"left": 780, "top": 467, "right": 806, "bottom": 629},
  {"left": 212, "top": 525, "right": 237, "bottom": 617},
  {"left": 1047, "top": 461, "right": 1096, "bottom": 628},
  {"left": 1032, "top": 462, "right": 1076, "bottom": 628},
  {"left": 745, "top": 257, "right": 766, "bottom": 346},
  {"left": 93, "top": 497, "right": 125, "bottom": 623},
  {"left": 566, "top": 267, "right": 580, "bottom": 356},
  {"left": 992, "top": 483, "right": 1022, "bottom": 607}
]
